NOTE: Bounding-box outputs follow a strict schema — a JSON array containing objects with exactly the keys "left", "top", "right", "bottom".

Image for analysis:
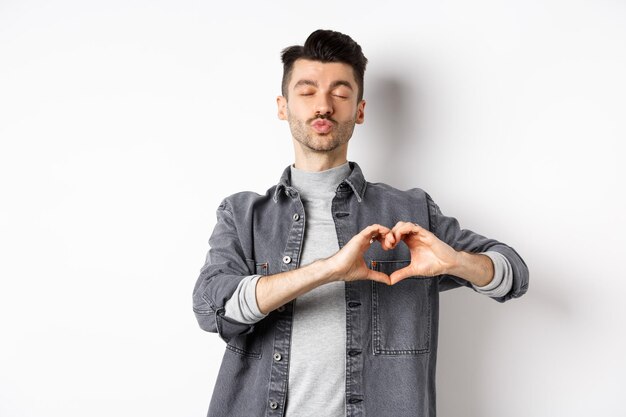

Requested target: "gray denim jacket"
[{"left": 193, "top": 162, "right": 529, "bottom": 417}]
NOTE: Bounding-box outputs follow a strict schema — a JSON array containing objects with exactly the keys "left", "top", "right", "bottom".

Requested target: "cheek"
[
  {"left": 286, "top": 102, "right": 308, "bottom": 119},
  {"left": 336, "top": 104, "right": 359, "bottom": 120}
]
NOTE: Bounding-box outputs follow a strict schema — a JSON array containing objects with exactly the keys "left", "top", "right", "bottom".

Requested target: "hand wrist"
[
  {"left": 444, "top": 250, "right": 465, "bottom": 277},
  {"left": 447, "top": 251, "right": 494, "bottom": 287},
  {"left": 316, "top": 258, "right": 340, "bottom": 284}
]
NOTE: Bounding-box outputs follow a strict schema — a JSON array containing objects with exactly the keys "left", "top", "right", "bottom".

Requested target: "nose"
[{"left": 314, "top": 93, "right": 333, "bottom": 117}]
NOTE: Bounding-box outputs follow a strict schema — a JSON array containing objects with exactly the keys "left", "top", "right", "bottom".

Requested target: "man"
[{"left": 193, "top": 29, "right": 528, "bottom": 417}]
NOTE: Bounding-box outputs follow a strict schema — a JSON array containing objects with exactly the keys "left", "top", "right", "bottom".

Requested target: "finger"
[
  {"left": 381, "top": 232, "right": 396, "bottom": 250},
  {"left": 389, "top": 266, "right": 415, "bottom": 285},
  {"left": 390, "top": 221, "right": 417, "bottom": 234},
  {"left": 391, "top": 220, "right": 407, "bottom": 231},
  {"left": 360, "top": 223, "right": 389, "bottom": 236},
  {"left": 391, "top": 221, "right": 412, "bottom": 241},
  {"left": 367, "top": 270, "right": 391, "bottom": 285},
  {"left": 360, "top": 224, "right": 390, "bottom": 245},
  {"left": 403, "top": 223, "right": 437, "bottom": 245},
  {"left": 393, "top": 222, "right": 425, "bottom": 242}
]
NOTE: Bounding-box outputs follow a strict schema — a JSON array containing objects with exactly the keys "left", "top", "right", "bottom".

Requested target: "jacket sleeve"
[
  {"left": 192, "top": 199, "right": 259, "bottom": 342},
  {"left": 426, "top": 193, "right": 529, "bottom": 302}
]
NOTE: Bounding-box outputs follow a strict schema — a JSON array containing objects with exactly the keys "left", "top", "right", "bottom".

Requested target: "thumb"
[
  {"left": 367, "top": 270, "right": 391, "bottom": 285},
  {"left": 389, "top": 266, "right": 414, "bottom": 285}
]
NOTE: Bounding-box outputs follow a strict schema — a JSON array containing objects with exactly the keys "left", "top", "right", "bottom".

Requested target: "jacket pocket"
[
  {"left": 371, "top": 260, "right": 434, "bottom": 355},
  {"left": 225, "top": 262, "right": 268, "bottom": 359}
]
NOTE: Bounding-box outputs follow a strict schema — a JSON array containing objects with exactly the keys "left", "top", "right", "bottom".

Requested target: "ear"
[
  {"left": 355, "top": 99, "right": 366, "bottom": 124},
  {"left": 277, "top": 96, "right": 288, "bottom": 120}
]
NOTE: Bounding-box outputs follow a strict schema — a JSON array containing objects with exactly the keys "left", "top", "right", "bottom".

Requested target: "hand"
[
  {"left": 383, "top": 221, "right": 459, "bottom": 285},
  {"left": 326, "top": 224, "right": 392, "bottom": 285}
]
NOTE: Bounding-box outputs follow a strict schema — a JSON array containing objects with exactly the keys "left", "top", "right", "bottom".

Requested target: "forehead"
[{"left": 289, "top": 59, "right": 356, "bottom": 89}]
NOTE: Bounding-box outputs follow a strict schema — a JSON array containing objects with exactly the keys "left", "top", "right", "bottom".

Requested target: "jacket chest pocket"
[
  {"left": 371, "top": 260, "right": 435, "bottom": 355},
  {"left": 225, "top": 262, "right": 268, "bottom": 359}
]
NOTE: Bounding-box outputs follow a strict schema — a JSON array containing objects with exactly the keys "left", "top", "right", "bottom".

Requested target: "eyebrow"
[
  {"left": 330, "top": 80, "right": 354, "bottom": 90},
  {"left": 293, "top": 79, "right": 354, "bottom": 90}
]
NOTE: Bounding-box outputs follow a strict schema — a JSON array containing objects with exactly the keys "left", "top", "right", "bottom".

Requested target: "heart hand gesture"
[{"left": 382, "top": 221, "right": 460, "bottom": 285}]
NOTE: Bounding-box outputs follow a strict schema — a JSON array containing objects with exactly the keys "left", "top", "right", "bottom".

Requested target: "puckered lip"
[
  {"left": 310, "top": 119, "right": 334, "bottom": 134},
  {"left": 311, "top": 119, "right": 334, "bottom": 128}
]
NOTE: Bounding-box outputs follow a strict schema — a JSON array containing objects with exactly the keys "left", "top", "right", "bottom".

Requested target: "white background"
[{"left": 1, "top": 1, "right": 625, "bottom": 416}]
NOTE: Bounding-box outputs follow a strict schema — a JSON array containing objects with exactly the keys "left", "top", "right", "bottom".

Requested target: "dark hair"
[{"left": 281, "top": 29, "right": 368, "bottom": 101}]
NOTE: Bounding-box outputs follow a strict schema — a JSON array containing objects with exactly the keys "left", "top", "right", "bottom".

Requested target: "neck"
[{"left": 292, "top": 142, "right": 348, "bottom": 172}]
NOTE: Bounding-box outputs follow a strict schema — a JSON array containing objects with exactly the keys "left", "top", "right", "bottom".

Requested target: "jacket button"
[
  {"left": 269, "top": 401, "right": 278, "bottom": 410},
  {"left": 277, "top": 305, "right": 286, "bottom": 312},
  {"left": 282, "top": 256, "right": 291, "bottom": 264},
  {"left": 273, "top": 352, "right": 282, "bottom": 361},
  {"left": 292, "top": 213, "right": 300, "bottom": 221}
]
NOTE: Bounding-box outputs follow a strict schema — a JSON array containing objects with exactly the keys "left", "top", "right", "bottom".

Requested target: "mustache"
[{"left": 308, "top": 114, "right": 337, "bottom": 124}]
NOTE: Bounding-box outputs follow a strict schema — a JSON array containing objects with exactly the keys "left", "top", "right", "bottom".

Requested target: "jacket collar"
[{"left": 273, "top": 161, "right": 367, "bottom": 203}]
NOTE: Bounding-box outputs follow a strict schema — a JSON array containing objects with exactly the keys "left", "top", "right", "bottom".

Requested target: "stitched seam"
[
  {"left": 218, "top": 201, "right": 233, "bottom": 216},
  {"left": 371, "top": 260, "right": 432, "bottom": 355},
  {"left": 225, "top": 344, "right": 262, "bottom": 359},
  {"left": 193, "top": 306, "right": 214, "bottom": 315},
  {"left": 201, "top": 293, "right": 217, "bottom": 311}
]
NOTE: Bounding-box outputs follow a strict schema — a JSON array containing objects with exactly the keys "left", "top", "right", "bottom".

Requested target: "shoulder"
[
  {"left": 365, "top": 181, "right": 430, "bottom": 203},
  {"left": 217, "top": 185, "right": 278, "bottom": 214}
]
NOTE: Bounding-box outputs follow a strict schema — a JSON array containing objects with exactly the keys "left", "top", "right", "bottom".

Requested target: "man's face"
[{"left": 277, "top": 59, "right": 365, "bottom": 154}]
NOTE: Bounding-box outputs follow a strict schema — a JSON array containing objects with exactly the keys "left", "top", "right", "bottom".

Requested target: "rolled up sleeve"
[
  {"left": 427, "top": 193, "right": 529, "bottom": 302},
  {"left": 192, "top": 199, "right": 260, "bottom": 341}
]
